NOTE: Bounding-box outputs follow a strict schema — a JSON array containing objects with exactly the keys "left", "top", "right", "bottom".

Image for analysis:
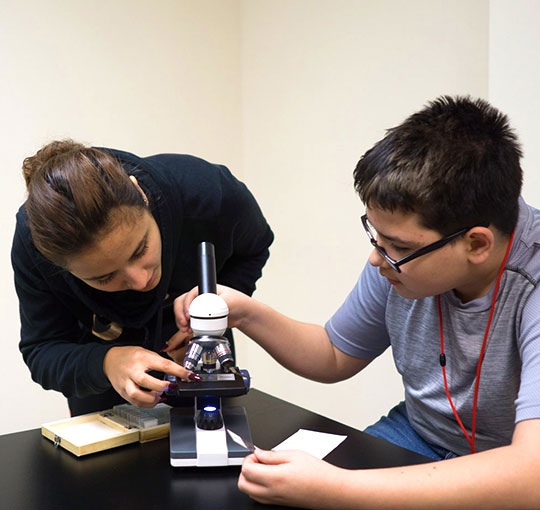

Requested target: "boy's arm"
[
  {"left": 341, "top": 418, "right": 540, "bottom": 509},
  {"left": 174, "top": 285, "right": 373, "bottom": 382},
  {"left": 235, "top": 296, "right": 373, "bottom": 382},
  {"left": 240, "top": 418, "right": 540, "bottom": 509}
]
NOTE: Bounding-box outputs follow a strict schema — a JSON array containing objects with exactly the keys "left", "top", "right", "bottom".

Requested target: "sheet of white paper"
[{"left": 272, "top": 429, "right": 347, "bottom": 459}]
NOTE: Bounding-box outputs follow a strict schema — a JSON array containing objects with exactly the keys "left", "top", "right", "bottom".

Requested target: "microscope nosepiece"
[
  {"left": 183, "top": 342, "right": 203, "bottom": 371},
  {"left": 214, "top": 342, "right": 234, "bottom": 368}
]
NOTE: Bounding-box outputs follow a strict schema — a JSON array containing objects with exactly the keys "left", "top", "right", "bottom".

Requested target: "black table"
[{"left": 0, "top": 389, "right": 430, "bottom": 509}]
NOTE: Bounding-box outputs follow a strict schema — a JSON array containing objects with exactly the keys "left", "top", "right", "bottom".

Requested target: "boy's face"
[{"left": 365, "top": 205, "right": 473, "bottom": 300}]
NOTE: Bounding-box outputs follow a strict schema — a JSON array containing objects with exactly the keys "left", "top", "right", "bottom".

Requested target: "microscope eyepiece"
[{"left": 198, "top": 242, "right": 217, "bottom": 295}]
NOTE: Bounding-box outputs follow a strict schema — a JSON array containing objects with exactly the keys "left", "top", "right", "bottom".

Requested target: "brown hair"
[{"left": 22, "top": 140, "right": 147, "bottom": 267}]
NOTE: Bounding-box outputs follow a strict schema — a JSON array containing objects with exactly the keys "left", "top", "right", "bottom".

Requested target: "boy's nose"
[{"left": 368, "top": 247, "right": 384, "bottom": 267}]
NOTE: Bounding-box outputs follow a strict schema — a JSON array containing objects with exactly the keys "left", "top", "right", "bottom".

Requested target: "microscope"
[{"left": 167, "top": 242, "right": 253, "bottom": 467}]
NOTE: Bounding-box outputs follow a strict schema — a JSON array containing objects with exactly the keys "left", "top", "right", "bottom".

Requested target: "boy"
[{"left": 176, "top": 96, "right": 540, "bottom": 509}]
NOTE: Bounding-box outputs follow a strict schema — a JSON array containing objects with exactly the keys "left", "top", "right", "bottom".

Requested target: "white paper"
[{"left": 272, "top": 429, "right": 347, "bottom": 459}]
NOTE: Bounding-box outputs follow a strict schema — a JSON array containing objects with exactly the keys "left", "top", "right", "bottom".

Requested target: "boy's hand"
[
  {"left": 103, "top": 345, "right": 192, "bottom": 408},
  {"left": 238, "top": 449, "right": 342, "bottom": 508}
]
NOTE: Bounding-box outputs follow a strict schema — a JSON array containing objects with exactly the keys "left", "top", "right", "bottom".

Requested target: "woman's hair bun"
[{"left": 22, "top": 140, "right": 85, "bottom": 187}]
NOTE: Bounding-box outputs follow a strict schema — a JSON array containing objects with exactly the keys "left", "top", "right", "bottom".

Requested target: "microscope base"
[{"left": 169, "top": 405, "right": 253, "bottom": 467}]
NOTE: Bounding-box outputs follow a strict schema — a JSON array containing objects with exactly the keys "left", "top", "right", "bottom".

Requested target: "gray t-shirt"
[{"left": 325, "top": 198, "right": 540, "bottom": 455}]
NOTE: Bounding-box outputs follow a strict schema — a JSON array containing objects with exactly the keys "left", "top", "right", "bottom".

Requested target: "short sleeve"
[
  {"left": 325, "top": 262, "right": 391, "bottom": 359},
  {"left": 515, "top": 285, "right": 540, "bottom": 422}
]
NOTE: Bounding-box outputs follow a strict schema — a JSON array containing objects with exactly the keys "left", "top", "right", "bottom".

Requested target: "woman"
[{"left": 12, "top": 140, "right": 273, "bottom": 416}]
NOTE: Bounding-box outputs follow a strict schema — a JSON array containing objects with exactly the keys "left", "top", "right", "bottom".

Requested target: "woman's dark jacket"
[{"left": 11, "top": 149, "right": 274, "bottom": 400}]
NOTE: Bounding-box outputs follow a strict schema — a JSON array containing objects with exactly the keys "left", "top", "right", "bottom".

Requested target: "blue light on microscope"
[{"left": 203, "top": 405, "right": 217, "bottom": 413}]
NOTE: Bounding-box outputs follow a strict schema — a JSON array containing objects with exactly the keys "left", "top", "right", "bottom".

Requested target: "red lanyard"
[{"left": 437, "top": 229, "right": 515, "bottom": 454}]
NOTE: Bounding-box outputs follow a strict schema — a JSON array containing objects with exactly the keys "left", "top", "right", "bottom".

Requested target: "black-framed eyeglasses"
[{"left": 361, "top": 214, "right": 488, "bottom": 273}]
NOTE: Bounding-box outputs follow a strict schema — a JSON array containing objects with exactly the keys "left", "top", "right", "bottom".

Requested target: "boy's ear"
[{"left": 465, "top": 227, "right": 494, "bottom": 264}]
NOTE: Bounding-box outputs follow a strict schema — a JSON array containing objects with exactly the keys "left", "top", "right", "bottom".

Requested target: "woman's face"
[{"left": 66, "top": 208, "right": 162, "bottom": 292}]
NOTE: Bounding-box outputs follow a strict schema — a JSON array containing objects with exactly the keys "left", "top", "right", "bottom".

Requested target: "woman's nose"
[{"left": 124, "top": 266, "right": 149, "bottom": 291}]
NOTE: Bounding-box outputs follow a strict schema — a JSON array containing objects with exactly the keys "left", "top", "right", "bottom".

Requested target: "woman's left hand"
[
  {"left": 161, "top": 329, "right": 192, "bottom": 364},
  {"left": 238, "top": 449, "right": 344, "bottom": 509}
]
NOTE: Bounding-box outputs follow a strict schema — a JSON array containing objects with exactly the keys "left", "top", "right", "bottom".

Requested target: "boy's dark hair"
[{"left": 353, "top": 96, "right": 523, "bottom": 235}]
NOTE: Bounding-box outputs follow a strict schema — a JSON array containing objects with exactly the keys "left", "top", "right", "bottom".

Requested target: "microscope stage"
[{"left": 175, "top": 372, "right": 248, "bottom": 398}]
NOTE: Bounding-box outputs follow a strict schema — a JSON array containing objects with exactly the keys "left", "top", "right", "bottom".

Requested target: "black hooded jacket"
[{"left": 12, "top": 149, "right": 273, "bottom": 399}]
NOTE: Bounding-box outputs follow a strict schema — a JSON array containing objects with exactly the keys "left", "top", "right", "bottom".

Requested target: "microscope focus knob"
[{"left": 196, "top": 405, "right": 224, "bottom": 430}]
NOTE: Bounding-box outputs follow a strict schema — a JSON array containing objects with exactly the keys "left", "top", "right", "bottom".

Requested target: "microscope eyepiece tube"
[{"left": 198, "top": 242, "right": 217, "bottom": 295}]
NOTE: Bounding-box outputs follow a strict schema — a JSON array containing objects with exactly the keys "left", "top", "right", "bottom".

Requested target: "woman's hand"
[
  {"left": 103, "top": 345, "right": 192, "bottom": 407},
  {"left": 173, "top": 284, "right": 252, "bottom": 333},
  {"left": 161, "top": 329, "right": 192, "bottom": 364},
  {"left": 238, "top": 449, "right": 344, "bottom": 508}
]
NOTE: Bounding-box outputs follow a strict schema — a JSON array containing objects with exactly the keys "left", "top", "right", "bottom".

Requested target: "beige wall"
[
  {"left": 489, "top": 0, "right": 540, "bottom": 205},
  {"left": 7, "top": 0, "right": 528, "bottom": 436}
]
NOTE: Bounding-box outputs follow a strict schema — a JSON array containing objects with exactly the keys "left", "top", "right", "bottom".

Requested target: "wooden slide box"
[{"left": 41, "top": 408, "right": 170, "bottom": 457}]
